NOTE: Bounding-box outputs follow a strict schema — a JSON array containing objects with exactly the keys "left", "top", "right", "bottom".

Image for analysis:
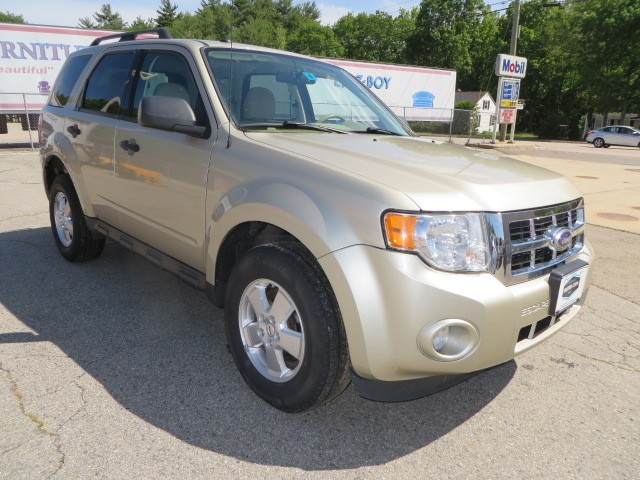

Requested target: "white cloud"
[{"left": 317, "top": 3, "right": 352, "bottom": 26}]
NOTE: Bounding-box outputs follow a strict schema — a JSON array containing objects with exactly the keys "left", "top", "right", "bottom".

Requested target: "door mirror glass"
[{"left": 138, "top": 96, "right": 206, "bottom": 137}]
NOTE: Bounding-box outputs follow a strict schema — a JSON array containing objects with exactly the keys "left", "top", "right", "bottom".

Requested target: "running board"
[{"left": 86, "top": 217, "right": 207, "bottom": 290}]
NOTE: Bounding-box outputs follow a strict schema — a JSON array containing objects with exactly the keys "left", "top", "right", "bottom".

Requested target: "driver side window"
[{"left": 131, "top": 51, "right": 207, "bottom": 125}]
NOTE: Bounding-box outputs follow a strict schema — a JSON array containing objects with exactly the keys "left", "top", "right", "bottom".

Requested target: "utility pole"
[{"left": 499, "top": 0, "right": 521, "bottom": 142}]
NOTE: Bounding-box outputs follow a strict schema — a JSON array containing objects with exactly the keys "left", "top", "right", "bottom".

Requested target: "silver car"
[{"left": 585, "top": 125, "right": 640, "bottom": 148}]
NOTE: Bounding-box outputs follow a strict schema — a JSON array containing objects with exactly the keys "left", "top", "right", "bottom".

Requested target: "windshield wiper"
[
  {"left": 282, "top": 121, "right": 348, "bottom": 134},
  {"left": 239, "top": 121, "right": 347, "bottom": 134},
  {"left": 353, "top": 127, "right": 403, "bottom": 136}
]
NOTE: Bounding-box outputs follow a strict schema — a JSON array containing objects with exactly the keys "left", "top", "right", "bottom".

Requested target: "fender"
[{"left": 42, "top": 126, "right": 96, "bottom": 218}]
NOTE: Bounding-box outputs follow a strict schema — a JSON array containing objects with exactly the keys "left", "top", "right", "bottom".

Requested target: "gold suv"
[{"left": 39, "top": 29, "right": 594, "bottom": 412}]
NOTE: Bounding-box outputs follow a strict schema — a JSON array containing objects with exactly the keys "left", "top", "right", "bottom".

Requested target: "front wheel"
[
  {"left": 593, "top": 137, "right": 605, "bottom": 148},
  {"left": 48, "top": 175, "right": 105, "bottom": 262},
  {"left": 225, "top": 243, "right": 350, "bottom": 412}
]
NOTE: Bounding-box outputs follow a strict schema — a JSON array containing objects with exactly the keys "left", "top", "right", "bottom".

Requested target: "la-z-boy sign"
[{"left": 495, "top": 54, "right": 527, "bottom": 79}]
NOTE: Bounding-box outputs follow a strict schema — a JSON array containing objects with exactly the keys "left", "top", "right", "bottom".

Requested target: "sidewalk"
[
  {"left": 502, "top": 153, "right": 640, "bottom": 235},
  {"left": 422, "top": 135, "right": 640, "bottom": 235}
]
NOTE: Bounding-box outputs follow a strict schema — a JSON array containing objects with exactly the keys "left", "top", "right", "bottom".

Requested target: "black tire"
[
  {"left": 225, "top": 242, "right": 350, "bottom": 412},
  {"left": 49, "top": 175, "right": 105, "bottom": 262},
  {"left": 593, "top": 137, "right": 605, "bottom": 148}
]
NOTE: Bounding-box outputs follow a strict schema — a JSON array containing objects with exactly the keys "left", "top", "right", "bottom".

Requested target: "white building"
[
  {"left": 591, "top": 113, "right": 640, "bottom": 129},
  {"left": 454, "top": 91, "right": 496, "bottom": 133}
]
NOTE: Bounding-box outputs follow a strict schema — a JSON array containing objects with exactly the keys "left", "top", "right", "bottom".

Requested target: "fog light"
[
  {"left": 417, "top": 319, "right": 480, "bottom": 361},
  {"left": 432, "top": 326, "right": 449, "bottom": 352}
]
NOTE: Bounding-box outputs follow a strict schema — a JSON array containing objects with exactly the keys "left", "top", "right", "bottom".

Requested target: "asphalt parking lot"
[{"left": 1, "top": 145, "right": 639, "bottom": 479}]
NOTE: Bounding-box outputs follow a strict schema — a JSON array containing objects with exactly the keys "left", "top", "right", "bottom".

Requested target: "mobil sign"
[{"left": 495, "top": 54, "right": 527, "bottom": 79}]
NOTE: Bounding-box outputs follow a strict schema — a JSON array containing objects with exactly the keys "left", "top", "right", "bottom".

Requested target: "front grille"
[{"left": 500, "top": 199, "right": 585, "bottom": 285}]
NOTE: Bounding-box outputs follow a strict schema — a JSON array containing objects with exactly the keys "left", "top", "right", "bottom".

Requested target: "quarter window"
[
  {"left": 50, "top": 54, "right": 92, "bottom": 107},
  {"left": 82, "top": 52, "right": 134, "bottom": 115}
]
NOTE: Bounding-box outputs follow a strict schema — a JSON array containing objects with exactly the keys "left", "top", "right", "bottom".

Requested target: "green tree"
[
  {"left": 333, "top": 10, "right": 417, "bottom": 63},
  {"left": 234, "top": 16, "right": 286, "bottom": 49},
  {"left": 77, "top": 17, "right": 97, "bottom": 28},
  {"left": 406, "top": 0, "right": 491, "bottom": 80},
  {"left": 172, "top": 2, "right": 233, "bottom": 40},
  {"left": 276, "top": 0, "right": 320, "bottom": 31},
  {"left": 79, "top": 4, "right": 126, "bottom": 30},
  {"left": 128, "top": 16, "right": 156, "bottom": 31},
  {"left": 286, "top": 20, "right": 344, "bottom": 57},
  {"left": 0, "top": 11, "right": 26, "bottom": 23},
  {"left": 156, "top": 0, "right": 178, "bottom": 28},
  {"left": 566, "top": 0, "right": 640, "bottom": 125}
]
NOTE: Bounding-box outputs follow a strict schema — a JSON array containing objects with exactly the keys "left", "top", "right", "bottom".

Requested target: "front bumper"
[{"left": 319, "top": 241, "right": 594, "bottom": 387}]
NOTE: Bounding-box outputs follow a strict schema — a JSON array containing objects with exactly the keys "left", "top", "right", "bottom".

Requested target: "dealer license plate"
[{"left": 549, "top": 260, "right": 589, "bottom": 315}]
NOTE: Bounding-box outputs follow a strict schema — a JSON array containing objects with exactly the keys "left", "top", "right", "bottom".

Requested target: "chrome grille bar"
[{"left": 495, "top": 198, "right": 585, "bottom": 286}]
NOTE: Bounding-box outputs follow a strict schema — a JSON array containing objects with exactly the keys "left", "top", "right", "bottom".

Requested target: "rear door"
[
  {"left": 113, "top": 47, "right": 216, "bottom": 270},
  {"left": 64, "top": 50, "right": 136, "bottom": 227}
]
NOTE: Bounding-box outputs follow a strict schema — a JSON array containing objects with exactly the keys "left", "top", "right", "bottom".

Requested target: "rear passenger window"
[
  {"left": 50, "top": 54, "right": 92, "bottom": 107},
  {"left": 82, "top": 52, "right": 134, "bottom": 115}
]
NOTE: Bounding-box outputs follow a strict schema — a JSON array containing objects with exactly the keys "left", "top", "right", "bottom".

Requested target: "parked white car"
[{"left": 585, "top": 125, "right": 640, "bottom": 148}]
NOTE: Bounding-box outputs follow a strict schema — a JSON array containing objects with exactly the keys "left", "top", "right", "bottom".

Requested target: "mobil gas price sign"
[{"left": 495, "top": 54, "right": 527, "bottom": 79}]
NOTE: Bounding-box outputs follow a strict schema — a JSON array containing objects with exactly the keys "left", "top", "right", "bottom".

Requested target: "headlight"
[{"left": 383, "top": 212, "right": 493, "bottom": 272}]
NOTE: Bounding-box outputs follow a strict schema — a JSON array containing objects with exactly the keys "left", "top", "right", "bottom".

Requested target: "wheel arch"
[
  {"left": 205, "top": 177, "right": 382, "bottom": 306},
  {"left": 207, "top": 217, "right": 328, "bottom": 308},
  {"left": 43, "top": 155, "right": 68, "bottom": 196}
]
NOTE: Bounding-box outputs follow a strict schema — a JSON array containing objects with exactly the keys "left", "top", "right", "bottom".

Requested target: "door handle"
[
  {"left": 119, "top": 139, "right": 140, "bottom": 154},
  {"left": 66, "top": 124, "right": 81, "bottom": 138}
]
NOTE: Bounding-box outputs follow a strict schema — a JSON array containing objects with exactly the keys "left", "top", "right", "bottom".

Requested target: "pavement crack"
[
  {"left": 0, "top": 362, "right": 55, "bottom": 436},
  {"left": 0, "top": 362, "right": 66, "bottom": 475},
  {"left": 550, "top": 343, "right": 640, "bottom": 373},
  {"left": 58, "top": 381, "right": 88, "bottom": 430},
  {"left": 1, "top": 443, "right": 22, "bottom": 457}
]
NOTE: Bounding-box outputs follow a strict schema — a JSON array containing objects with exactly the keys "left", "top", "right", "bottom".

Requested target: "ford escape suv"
[{"left": 39, "top": 29, "right": 594, "bottom": 412}]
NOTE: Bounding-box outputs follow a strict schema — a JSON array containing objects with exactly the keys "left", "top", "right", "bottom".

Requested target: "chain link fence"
[
  {"left": 0, "top": 94, "right": 483, "bottom": 150},
  {"left": 391, "top": 107, "right": 484, "bottom": 142},
  {"left": 0, "top": 93, "right": 45, "bottom": 150}
]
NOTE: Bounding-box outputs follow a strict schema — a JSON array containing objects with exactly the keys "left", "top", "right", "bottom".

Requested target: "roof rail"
[{"left": 90, "top": 28, "right": 172, "bottom": 46}]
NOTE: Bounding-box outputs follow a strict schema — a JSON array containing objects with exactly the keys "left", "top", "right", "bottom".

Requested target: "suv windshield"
[{"left": 205, "top": 48, "right": 409, "bottom": 135}]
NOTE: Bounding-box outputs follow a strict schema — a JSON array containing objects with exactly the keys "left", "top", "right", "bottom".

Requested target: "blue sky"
[{"left": 8, "top": 0, "right": 424, "bottom": 28}]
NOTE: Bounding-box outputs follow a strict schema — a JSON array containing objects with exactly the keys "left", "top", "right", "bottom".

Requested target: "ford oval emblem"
[{"left": 546, "top": 226, "right": 573, "bottom": 251}]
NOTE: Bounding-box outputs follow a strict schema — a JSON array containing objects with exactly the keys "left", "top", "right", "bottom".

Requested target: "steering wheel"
[{"left": 319, "top": 114, "right": 347, "bottom": 125}]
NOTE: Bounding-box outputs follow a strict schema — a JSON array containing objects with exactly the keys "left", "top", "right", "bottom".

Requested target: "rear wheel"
[
  {"left": 49, "top": 175, "right": 105, "bottom": 262},
  {"left": 593, "top": 137, "right": 605, "bottom": 148},
  {"left": 225, "top": 242, "right": 350, "bottom": 412}
]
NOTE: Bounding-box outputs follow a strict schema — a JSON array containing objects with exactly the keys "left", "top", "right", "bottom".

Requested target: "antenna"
[{"left": 227, "top": 0, "right": 234, "bottom": 149}]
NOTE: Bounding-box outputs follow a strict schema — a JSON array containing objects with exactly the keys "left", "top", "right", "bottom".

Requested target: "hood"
[{"left": 243, "top": 132, "right": 582, "bottom": 212}]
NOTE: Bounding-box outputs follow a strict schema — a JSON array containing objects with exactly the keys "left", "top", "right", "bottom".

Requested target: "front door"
[{"left": 113, "top": 49, "right": 216, "bottom": 270}]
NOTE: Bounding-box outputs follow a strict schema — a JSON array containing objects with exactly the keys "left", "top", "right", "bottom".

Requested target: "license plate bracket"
[{"left": 548, "top": 259, "right": 589, "bottom": 315}]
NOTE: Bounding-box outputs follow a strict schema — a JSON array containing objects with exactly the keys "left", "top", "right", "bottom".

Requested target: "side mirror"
[{"left": 138, "top": 96, "right": 207, "bottom": 138}]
